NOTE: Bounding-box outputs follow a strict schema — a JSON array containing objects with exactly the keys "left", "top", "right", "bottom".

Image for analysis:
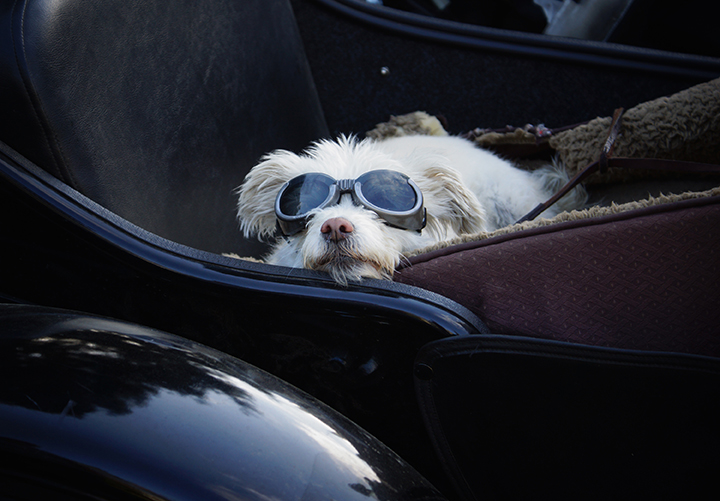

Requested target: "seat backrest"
[{"left": 0, "top": 0, "right": 328, "bottom": 255}]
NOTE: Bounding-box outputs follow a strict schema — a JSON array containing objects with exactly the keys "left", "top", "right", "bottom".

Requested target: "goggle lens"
[
  {"left": 279, "top": 174, "right": 334, "bottom": 217},
  {"left": 357, "top": 170, "right": 417, "bottom": 212}
]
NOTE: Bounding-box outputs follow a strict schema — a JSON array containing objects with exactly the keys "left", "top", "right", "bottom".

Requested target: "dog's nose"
[{"left": 321, "top": 217, "right": 354, "bottom": 242}]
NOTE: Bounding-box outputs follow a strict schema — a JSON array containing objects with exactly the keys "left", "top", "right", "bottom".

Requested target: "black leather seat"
[{"left": 0, "top": 0, "right": 328, "bottom": 256}]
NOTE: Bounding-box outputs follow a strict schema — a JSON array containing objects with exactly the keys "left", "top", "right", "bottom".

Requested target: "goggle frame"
[{"left": 274, "top": 170, "right": 426, "bottom": 236}]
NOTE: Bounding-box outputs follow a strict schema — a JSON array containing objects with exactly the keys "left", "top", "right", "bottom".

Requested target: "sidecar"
[{"left": 1, "top": 0, "right": 719, "bottom": 499}]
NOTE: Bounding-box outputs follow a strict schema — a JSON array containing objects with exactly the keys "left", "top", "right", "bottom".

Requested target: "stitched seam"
[{"left": 13, "top": 0, "right": 79, "bottom": 188}]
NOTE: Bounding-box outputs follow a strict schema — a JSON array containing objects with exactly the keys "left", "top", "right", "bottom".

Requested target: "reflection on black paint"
[
  {"left": 1, "top": 326, "right": 257, "bottom": 418},
  {"left": 0, "top": 307, "right": 448, "bottom": 501}
]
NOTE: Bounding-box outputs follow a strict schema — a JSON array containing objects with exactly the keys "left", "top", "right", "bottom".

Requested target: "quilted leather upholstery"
[{"left": 0, "top": 0, "right": 328, "bottom": 255}]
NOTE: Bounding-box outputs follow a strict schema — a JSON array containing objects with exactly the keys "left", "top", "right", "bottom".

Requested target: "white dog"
[{"left": 236, "top": 135, "right": 585, "bottom": 284}]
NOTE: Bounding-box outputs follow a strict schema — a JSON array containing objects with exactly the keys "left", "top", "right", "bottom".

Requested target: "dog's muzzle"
[{"left": 274, "top": 170, "right": 426, "bottom": 236}]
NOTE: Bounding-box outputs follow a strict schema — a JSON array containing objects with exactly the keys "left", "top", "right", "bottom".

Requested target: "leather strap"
[
  {"left": 598, "top": 107, "right": 625, "bottom": 173},
  {"left": 516, "top": 108, "right": 720, "bottom": 224}
]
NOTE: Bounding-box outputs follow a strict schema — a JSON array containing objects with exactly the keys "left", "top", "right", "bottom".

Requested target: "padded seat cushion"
[{"left": 395, "top": 193, "right": 720, "bottom": 357}]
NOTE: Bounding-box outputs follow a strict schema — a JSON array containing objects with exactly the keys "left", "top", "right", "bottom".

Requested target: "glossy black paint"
[
  {"left": 0, "top": 304, "right": 447, "bottom": 500},
  {"left": 0, "top": 143, "right": 485, "bottom": 495}
]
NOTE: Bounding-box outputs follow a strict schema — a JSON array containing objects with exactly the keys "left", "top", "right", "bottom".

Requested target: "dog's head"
[{"left": 236, "top": 136, "right": 486, "bottom": 284}]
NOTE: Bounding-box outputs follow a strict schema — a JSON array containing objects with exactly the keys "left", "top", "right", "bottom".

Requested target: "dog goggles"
[{"left": 275, "top": 170, "right": 426, "bottom": 236}]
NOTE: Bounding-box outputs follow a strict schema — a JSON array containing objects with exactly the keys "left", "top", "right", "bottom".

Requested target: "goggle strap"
[{"left": 276, "top": 220, "right": 293, "bottom": 241}]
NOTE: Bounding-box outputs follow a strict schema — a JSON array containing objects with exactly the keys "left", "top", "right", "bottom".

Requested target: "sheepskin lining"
[{"left": 365, "top": 77, "right": 720, "bottom": 259}]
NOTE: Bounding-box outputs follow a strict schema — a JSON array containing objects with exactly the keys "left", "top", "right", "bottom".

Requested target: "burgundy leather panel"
[{"left": 396, "top": 196, "right": 720, "bottom": 356}]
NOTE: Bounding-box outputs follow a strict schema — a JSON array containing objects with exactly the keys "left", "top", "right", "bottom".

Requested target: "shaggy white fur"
[{"left": 236, "top": 135, "right": 586, "bottom": 284}]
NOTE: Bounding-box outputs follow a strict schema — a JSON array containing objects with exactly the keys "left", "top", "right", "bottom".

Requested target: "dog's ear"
[
  {"left": 236, "top": 150, "right": 299, "bottom": 240},
  {"left": 412, "top": 164, "right": 488, "bottom": 238}
]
